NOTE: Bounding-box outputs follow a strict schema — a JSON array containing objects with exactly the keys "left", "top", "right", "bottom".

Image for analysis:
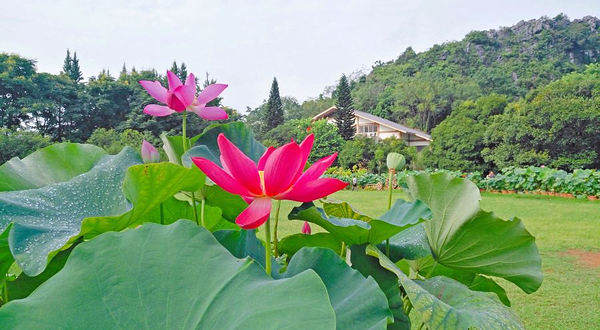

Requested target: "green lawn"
[{"left": 266, "top": 190, "right": 600, "bottom": 330}]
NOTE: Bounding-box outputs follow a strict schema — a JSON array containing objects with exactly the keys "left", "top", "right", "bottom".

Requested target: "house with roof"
[{"left": 312, "top": 106, "right": 432, "bottom": 149}]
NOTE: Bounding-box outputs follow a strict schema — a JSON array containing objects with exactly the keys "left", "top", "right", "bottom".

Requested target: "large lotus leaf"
[
  {"left": 80, "top": 162, "right": 205, "bottom": 238},
  {"left": 366, "top": 245, "right": 525, "bottom": 330},
  {"left": 380, "top": 223, "right": 432, "bottom": 262},
  {"left": 0, "top": 147, "right": 141, "bottom": 276},
  {"left": 378, "top": 199, "right": 431, "bottom": 226},
  {"left": 407, "top": 173, "right": 542, "bottom": 293},
  {"left": 406, "top": 255, "right": 511, "bottom": 306},
  {"left": 0, "top": 143, "right": 107, "bottom": 192},
  {"left": 0, "top": 224, "right": 12, "bottom": 286},
  {"left": 138, "top": 196, "right": 234, "bottom": 231},
  {"left": 289, "top": 201, "right": 423, "bottom": 245},
  {"left": 349, "top": 244, "right": 410, "bottom": 330},
  {"left": 279, "top": 233, "right": 342, "bottom": 258},
  {"left": 182, "top": 122, "right": 267, "bottom": 167},
  {"left": 213, "top": 228, "right": 281, "bottom": 275},
  {"left": 281, "top": 247, "right": 392, "bottom": 330},
  {"left": 0, "top": 220, "right": 337, "bottom": 330},
  {"left": 160, "top": 133, "right": 202, "bottom": 166},
  {"left": 6, "top": 244, "right": 74, "bottom": 300},
  {"left": 200, "top": 184, "right": 248, "bottom": 222}
]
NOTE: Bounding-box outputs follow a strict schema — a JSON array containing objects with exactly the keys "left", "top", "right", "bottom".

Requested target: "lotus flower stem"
[
  {"left": 273, "top": 200, "right": 281, "bottom": 257},
  {"left": 182, "top": 111, "right": 200, "bottom": 225},
  {"left": 200, "top": 198, "right": 206, "bottom": 228},
  {"left": 264, "top": 218, "right": 272, "bottom": 275},
  {"left": 386, "top": 169, "right": 395, "bottom": 257},
  {"left": 182, "top": 110, "right": 188, "bottom": 151},
  {"left": 2, "top": 276, "right": 7, "bottom": 305}
]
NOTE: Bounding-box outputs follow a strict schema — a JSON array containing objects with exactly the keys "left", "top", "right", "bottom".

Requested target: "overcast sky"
[{"left": 1, "top": 0, "right": 598, "bottom": 112}]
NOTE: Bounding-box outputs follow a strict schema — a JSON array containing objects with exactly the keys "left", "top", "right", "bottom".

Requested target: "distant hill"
[{"left": 349, "top": 14, "right": 600, "bottom": 132}]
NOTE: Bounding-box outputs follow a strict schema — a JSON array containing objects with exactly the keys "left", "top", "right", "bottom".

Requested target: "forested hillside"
[{"left": 351, "top": 14, "right": 599, "bottom": 132}]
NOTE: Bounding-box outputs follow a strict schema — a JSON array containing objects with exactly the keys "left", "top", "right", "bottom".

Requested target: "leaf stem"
[
  {"left": 191, "top": 192, "right": 199, "bottom": 225},
  {"left": 417, "top": 322, "right": 425, "bottom": 330},
  {"left": 425, "top": 261, "right": 438, "bottom": 278},
  {"left": 200, "top": 198, "right": 206, "bottom": 228},
  {"left": 273, "top": 200, "right": 281, "bottom": 257},
  {"left": 340, "top": 242, "right": 346, "bottom": 257},
  {"left": 264, "top": 218, "right": 272, "bottom": 275}
]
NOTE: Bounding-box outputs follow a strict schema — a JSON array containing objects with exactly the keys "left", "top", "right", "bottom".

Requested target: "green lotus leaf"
[
  {"left": 213, "top": 228, "right": 281, "bottom": 275},
  {"left": 0, "top": 220, "right": 337, "bottom": 330},
  {"left": 0, "top": 147, "right": 141, "bottom": 276},
  {"left": 182, "top": 122, "right": 267, "bottom": 167},
  {"left": 281, "top": 247, "right": 393, "bottom": 330},
  {"left": 80, "top": 162, "right": 205, "bottom": 238},
  {"left": 0, "top": 143, "right": 107, "bottom": 192},
  {"left": 349, "top": 244, "right": 410, "bottom": 330},
  {"left": 6, "top": 244, "right": 74, "bottom": 300},
  {"left": 288, "top": 200, "right": 423, "bottom": 245},
  {"left": 366, "top": 245, "right": 524, "bottom": 330},
  {"left": 199, "top": 184, "right": 248, "bottom": 222},
  {"left": 0, "top": 224, "right": 12, "bottom": 287},
  {"left": 278, "top": 233, "right": 342, "bottom": 258},
  {"left": 406, "top": 173, "right": 543, "bottom": 293},
  {"left": 380, "top": 223, "right": 432, "bottom": 261}
]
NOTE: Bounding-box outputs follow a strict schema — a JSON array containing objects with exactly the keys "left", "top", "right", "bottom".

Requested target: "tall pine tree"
[
  {"left": 179, "top": 62, "right": 188, "bottom": 81},
  {"left": 62, "top": 49, "right": 82, "bottom": 82},
  {"left": 265, "top": 77, "right": 283, "bottom": 131},
  {"left": 334, "top": 74, "right": 355, "bottom": 140},
  {"left": 70, "top": 52, "right": 83, "bottom": 82},
  {"left": 62, "top": 49, "right": 72, "bottom": 76}
]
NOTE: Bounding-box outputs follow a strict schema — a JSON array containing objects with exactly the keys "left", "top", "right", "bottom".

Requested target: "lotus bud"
[
  {"left": 141, "top": 140, "right": 160, "bottom": 164},
  {"left": 386, "top": 153, "right": 405, "bottom": 172},
  {"left": 302, "top": 221, "right": 312, "bottom": 235}
]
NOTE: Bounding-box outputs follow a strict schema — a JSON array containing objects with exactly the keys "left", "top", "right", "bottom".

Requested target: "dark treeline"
[{"left": 0, "top": 52, "right": 239, "bottom": 143}]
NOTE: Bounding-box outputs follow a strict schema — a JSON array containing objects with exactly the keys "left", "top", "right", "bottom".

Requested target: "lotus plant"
[
  {"left": 139, "top": 70, "right": 228, "bottom": 225},
  {"left": 192, "top": 133, "right": 347, "bottom": 272}
]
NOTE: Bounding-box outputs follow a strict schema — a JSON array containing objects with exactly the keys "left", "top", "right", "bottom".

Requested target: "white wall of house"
[{"left": 319, "top": 113, "right": 430, "bottom": 148}]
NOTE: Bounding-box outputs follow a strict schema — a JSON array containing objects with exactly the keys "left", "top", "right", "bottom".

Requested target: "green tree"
[
  {"left": 0, "top": 53, "right": 36, "bottom": 128},
  {"left": 483, "top": 65, "right": 600, "bottom": 170},
  {"left": 0, "top": 128, "right": 51, "bottom": 164},
  {"left": 265, "top": 77, "right": 284, "bottom": 131},
  {"left": 425, "top": 94, "right": 508, "bottom": 172},
  {"left": 62, "top": 49, "right": 72, "bottom": 76},
  {"left": 62, "top": 50, "right": 82, "bottom": 82},
  {"left": 70, "top": 52, "right": 83, "bottom": 82},
  {"left": 334, "top": 74, "right": 356, "bottom": 140},
  {"left": 86, "top": 128, "right": 157, "bottom": 155}
]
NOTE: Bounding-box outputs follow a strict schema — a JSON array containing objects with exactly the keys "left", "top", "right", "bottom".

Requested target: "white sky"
[{"left": 1, "top": 0, "right": 598, "bottom": 112}]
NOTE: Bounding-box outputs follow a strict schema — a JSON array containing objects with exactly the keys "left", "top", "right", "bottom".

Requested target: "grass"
[{"left": 265, "top": 190, "right": 600, "bottom": 330}]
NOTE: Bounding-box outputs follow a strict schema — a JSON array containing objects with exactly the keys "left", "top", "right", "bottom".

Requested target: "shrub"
[{"left": 0, "top": 128, "right": 52, "bottom": 164}]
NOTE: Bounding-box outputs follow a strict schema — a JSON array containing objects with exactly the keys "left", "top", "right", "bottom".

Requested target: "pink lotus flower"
[
  {"left": 139, "top": 71, "right": 228, "bottom": 120},
  {"left": 302, "top": 221, "right": 312, "bottom": 234},
  {"left": 141, "top": 140, "right": 160, "bottom": 163},
  {"left": 192, "top": 133, "right": 347, "bottom": 229}
]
